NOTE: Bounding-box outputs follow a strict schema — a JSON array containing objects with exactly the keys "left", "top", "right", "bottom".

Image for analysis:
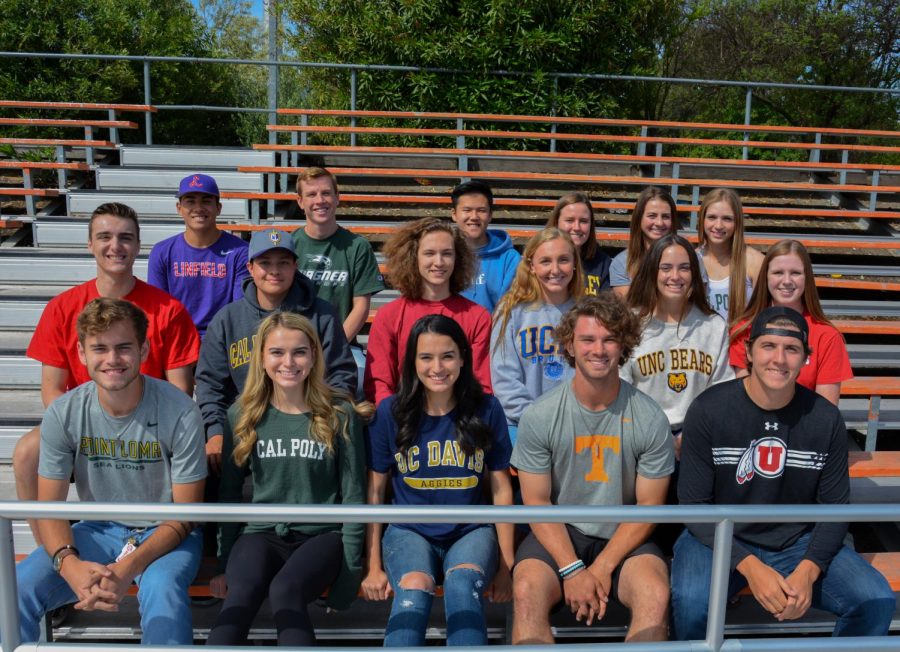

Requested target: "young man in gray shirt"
[
  {"left": 9, "top": 298, "right": 206, "bottom": 646},
  {"left": 511, "top": 294, "right": 675, "bottom": 643}
]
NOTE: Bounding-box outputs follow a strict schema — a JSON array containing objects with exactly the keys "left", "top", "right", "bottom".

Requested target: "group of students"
[{"left": 8, "top": 169, "right": 894, "bottom": 648}]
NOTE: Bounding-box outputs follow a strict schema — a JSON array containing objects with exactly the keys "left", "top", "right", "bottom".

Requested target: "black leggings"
[{"left": 206, "top": 530, "right": 342, "bottom": 646}]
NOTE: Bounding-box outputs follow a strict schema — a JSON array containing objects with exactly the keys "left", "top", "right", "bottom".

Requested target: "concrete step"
[
  {"left": 67, "top": 191, "right": 250, "bottom": 219},
  {"left": 97, "top": 169, "right": 263, "bottom": 193},
  {"left": 119, "top": 146, "right": 275, "bottom": 169}
]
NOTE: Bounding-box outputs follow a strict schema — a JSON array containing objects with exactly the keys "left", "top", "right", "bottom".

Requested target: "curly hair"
[
  {"left": 554, "top": 294, "right": 642, "bottom": 367},
  {"left": 547, "top": 191, "right": 598, "bottom": 260},
  {"left": 382, "top": 217, "right": 476, "bottom": 299},
  {"left": 627, "top": 234, "right": 713, "bottom": 322},
  {"left": 231, "top": 312, "right": 374, "bottom": 467}
]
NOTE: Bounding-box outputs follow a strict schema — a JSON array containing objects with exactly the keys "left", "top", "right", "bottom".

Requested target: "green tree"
[
  {"left": 0, "top": 0, "right": 244, "bottom": 145},
  {"left": 282, "top": 0, "right": 683, "bottom": 149}
]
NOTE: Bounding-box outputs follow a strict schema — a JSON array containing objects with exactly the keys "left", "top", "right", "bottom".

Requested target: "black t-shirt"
[{"left": 678, "top": 378, "right": 849, "bottom": 571}]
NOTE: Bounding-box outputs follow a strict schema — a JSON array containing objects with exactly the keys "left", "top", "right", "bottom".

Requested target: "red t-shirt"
[
  {"left": 27, "top": 279, "right": 200, "bottom": 390},
  {"left": 729, "top": 311, "right": 852, "bottom": 390},
  {"left": 363, "top": 294, "right": 493, "bottom": 406}
]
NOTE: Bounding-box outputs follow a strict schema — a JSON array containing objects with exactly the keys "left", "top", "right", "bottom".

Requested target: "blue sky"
[{"left": 191, "top": 0, "right": 266, "bottom": 20}]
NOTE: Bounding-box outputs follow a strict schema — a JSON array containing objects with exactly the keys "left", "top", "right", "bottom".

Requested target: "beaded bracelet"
[{"left": 558, "top": 559, "right": 586, "bottom": 580}]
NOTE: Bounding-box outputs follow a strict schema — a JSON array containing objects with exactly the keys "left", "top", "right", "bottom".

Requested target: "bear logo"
[{"left": 667, "top": 372, "right": 687, "bottom": 393}]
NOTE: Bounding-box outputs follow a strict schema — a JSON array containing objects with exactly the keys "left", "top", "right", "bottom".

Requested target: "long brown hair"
[
  {"left": 731, "top": 239, "right": 830, "bottom": 342},
  {"left": 697, "top": 188, "right": 748, "bottom": 325},
  {"left": 625, "top": 186, "right": 679, "bottom": 278},
  {"left": 232, "top": 312, "right": 373, "bottom": 467},
  {"left": 492, "top": 228, "right": 583, "bottom": 351},
  {"left": 627, "top": 234, "right": 713, "bottom": 322},
  {"left": 382, "top": 218, "right": 475, "bottom": 299},
  {"left": 547, "top": 191, "right": 598, "bottom": 260}
]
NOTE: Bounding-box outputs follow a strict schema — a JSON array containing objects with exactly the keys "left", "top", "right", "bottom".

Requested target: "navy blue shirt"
[{"left": 366, "top": 394, "right": 512, "bottom": 542}]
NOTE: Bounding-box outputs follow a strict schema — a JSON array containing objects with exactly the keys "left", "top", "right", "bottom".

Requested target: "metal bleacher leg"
[
  {"left": 23, "top": 168, "right": 35, "bottom": 216},
  {"left": 56, "top": 146, "right": 67, "bottom": 189},
  {"left": 839, "top": 150, "right": 849, "bottom": 186},
  {"left": 108, "top": 109, "right": 119, "bottom": 144},
  {"left": 689, "top": 187, "right": 700, "bottom": 231},
  {"left": 869, "top": 170, "right": 879, "bottom": 211},
  {"left": 84, "top": 126, "right": 95, "bottom": 167},
  {"left": 865, "top": 395, "right": 882, "bottom": 452}
]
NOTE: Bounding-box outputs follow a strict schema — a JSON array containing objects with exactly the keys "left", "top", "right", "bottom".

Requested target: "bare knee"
[
  {"left": 512, "top": 560, "right": 558, "bottom": 612},
  {"left": 398, "top": 571, "right": 434, "bottom": 593},
  {"left": 13, "top": 428, "right": 40, "bottom": 480},
  {"left": 619, "top": 556, "right": 670, "bottom": 624}
]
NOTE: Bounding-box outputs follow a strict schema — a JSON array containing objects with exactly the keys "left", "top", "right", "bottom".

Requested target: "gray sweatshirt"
[{"left": 490, "top": 300, "right": 575, "bottom": 426}]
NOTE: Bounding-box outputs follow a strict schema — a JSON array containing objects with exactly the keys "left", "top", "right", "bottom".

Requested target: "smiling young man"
[
  {"left": 9, "top": 298, "right": 206, "bottom": 646},
  {"left": 147, "top": 174, "right": 249, "bottom": 339},
  {"left": 291, "top": 167, "right": 384, "bottom": 343},
  {"left": 195, "top": 227, "right": 356, "bottom": 473},
  {"left": 511, "top": 294, "right": 674, "bottom": 644},
  {"left": 672, "top": 306, "right": 894, "bottom": 640},
  {"left": 13, "top": 203, "right": 200, "bottom": 544},
  {"left": 449, "top": 181, "right": 520, "bottom": 313}
]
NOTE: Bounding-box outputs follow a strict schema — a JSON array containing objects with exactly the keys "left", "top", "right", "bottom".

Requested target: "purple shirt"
[{"left": 148, "top": 231, "right": 249, "bottom": 338}]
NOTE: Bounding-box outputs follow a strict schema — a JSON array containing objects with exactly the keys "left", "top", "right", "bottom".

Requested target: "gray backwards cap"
[{"left": 749, "top": 306, "right": 809, "bottom": 346}]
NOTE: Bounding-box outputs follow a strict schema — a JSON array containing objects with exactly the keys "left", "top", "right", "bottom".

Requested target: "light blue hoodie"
[{"left": 461, "top": 229, "right": 521, "bottom": 313}]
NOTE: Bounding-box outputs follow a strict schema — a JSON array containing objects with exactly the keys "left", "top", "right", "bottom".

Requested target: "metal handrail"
[
  {"left": 2, "top": 50, "right": 899, "bottom": 148},
  {"left": 1, "top": 502, "right": 898, "bottom": 652}
]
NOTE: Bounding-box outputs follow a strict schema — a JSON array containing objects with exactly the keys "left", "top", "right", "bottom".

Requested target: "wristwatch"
[{"left": 51, "top": 544, "right": 79, "bottom": 573}]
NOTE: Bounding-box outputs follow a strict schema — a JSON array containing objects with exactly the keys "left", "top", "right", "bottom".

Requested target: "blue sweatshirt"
[{"left": 461, "top": 229, "right": 521, "bottom": 313}]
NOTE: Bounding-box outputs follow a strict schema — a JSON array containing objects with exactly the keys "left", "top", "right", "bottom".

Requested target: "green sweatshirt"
[{"left": 218, "top": 401, "right": 366, "bottom": 610}]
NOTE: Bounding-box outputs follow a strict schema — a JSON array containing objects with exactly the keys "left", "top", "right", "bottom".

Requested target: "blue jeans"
[
  {"left": 12, "top": 520, "right": 202, "bottom": 645},
  {"left": 671, "top": 529, "right": 895, "bottom": 640},
  {"left": 381, "top": 524, "right": 498, "bottom": 647}
]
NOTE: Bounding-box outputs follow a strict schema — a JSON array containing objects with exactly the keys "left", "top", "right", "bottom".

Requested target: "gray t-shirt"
[
  {"left": 511, "top": 380, "right": 674, "bottom": 539},
  {"left": 39, "top": 376, "right": 207, "bottom": 527}
]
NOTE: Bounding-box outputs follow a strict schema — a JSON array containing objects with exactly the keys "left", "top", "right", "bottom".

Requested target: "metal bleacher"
[{"left": 2, "top": 104, "right": 900, "bottom": 644}]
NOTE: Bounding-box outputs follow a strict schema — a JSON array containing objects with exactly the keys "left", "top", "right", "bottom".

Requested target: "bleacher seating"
[{"left": 1, "top": 101, "right": 899, "bottom": 644}]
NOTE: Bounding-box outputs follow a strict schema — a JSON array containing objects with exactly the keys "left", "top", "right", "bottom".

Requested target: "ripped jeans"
[{"left": 381, "top": 524, "right": 498, "bottom": 646}]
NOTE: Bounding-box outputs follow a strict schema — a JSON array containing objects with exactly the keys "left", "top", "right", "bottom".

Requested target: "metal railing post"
[
  {"left": 266, "top": 1, "right": 278, "bottom": 148},
  {"left": 143, "top": 60, "right": 152, "bottom": 145},
  {"left": 839, "top": 150, "right": 849, "bottom": 185},
  {"left": 637, "top": 125, "right": 648, "bottom": 157},
  {"left": 865, "top": 396, "right": 882, "bottom": 452},
  {"left": 705, "top": 518, "right": 734, "bottom": 652},
  {"left": 743, "top": 87, "right": 752, "bottom": 160},
  {"left": 350, "top": 69, "right": 357, "bottom": 147},
  {"left": 654, "top": 143, "right": 663, "bottom": 177},
  {"left": 0, "top": 517, "right": 22, "bottom": 652},
  {"left": 549, "top": 76, "right": 558, "bottom": 153},
  {"left": 869, "top": 170, "right": 879, "bottom": 211},
  {"left": 23, "top": 168, "right": 35, "bottom": 216},
  {"left": 107, "top": 108, "right": 119, "bottom": 144}
]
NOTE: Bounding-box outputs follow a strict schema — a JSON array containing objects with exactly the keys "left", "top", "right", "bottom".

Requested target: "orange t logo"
[{"left": 574, "top": 435, "right": 621, "bottom": 482}]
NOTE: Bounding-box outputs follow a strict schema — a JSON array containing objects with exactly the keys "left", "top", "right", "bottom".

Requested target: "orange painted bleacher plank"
[
  {"left": 268, "top": 125, "right": 900, "bottom": 154},
  {"left": 240, "top": 164, "right": 900, "bottom": 194},
  {"left": 849, "top": 451, "right": 900, "bottom": 478},
  {"left": 815, "top": 277, "right": 900, "bottom": 292},
  {"left": 835, "top": 319, "right": 900, "bottom": 336},
  {"left": 0, "top": 137, "right": 116, "bottom": 148},
  {"left": 253, "top": 143, "right": 900, "bottom": 173},
  {"left": 0, "top": 100, "right": 156, "bottom": 113},
  {"left": 0, "top": 161, "right": 89, "bottom": 170},
  {"left": 275, "top": 109, "right": 900, "bottom": 140},
  {"left": 0, "top": 118, "right": 137, "bottom": 128},
  {"left": 841, "top": 377, "right": 900, "bottom": 396},
  {"left": 0, "top": 188, "right": 60, "bottom": 197},
  {"left": 0, "top": 219, "right": 24, "bottom": 228}
]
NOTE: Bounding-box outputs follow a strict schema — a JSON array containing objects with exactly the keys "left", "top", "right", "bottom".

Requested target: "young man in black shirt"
[{"left": 672, "top": 306, "right": 894, "bottom": 640}]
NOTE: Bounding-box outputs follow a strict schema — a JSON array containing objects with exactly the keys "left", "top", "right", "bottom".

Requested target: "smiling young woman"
[
  {"left": 546, "top": 192, "right": 612, "bottom": 295},
  {"left": 622, "top": 234, "right": 733, "bottom": 454},
  {"left": 363, "top": 218, "right": 493, "bottom": 406},
  {"left": 490, "top": 228, "right": 583, "bottom": 442},
  {"left": 728, "top": 239, "right": 852, "bottom": 405}
]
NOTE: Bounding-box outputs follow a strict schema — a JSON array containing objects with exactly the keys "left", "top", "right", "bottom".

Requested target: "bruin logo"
[
  {"left": 667, "top": 372, "right": 687, "bottom": 393},
  {"left": 764, "top": 422, "right": 779, "bottom": 431},
  {"left": 735, "top": 437, "right": 787, "bottom": 484}
]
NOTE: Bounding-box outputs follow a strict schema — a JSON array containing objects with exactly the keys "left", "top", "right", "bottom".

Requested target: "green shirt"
[
  {"left": 292, "top": 226, "right": 385, "bottom": 325},
  {"left": 218, "top": 401, "right": 367, "bottom": 610}
]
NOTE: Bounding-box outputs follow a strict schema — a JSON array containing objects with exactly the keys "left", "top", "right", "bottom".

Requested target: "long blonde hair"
[
  {"left": 697, "top": 188, "right": 748, "bottom": 325},
  {"left": 232, "top": 312, "right": 373, "bottom": 466},
  {"left": 493, "top": 228, "right": 583, "bottom": 351}
]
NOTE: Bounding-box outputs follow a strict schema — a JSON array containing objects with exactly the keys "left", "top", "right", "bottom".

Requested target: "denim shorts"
[{"left": 382, "top": 524, "right": 499, "bottom": 588}]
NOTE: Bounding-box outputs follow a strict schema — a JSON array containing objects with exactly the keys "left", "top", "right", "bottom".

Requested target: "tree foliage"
[{"left": 0, "top": 0, "right": 244, "bottom": 144}]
